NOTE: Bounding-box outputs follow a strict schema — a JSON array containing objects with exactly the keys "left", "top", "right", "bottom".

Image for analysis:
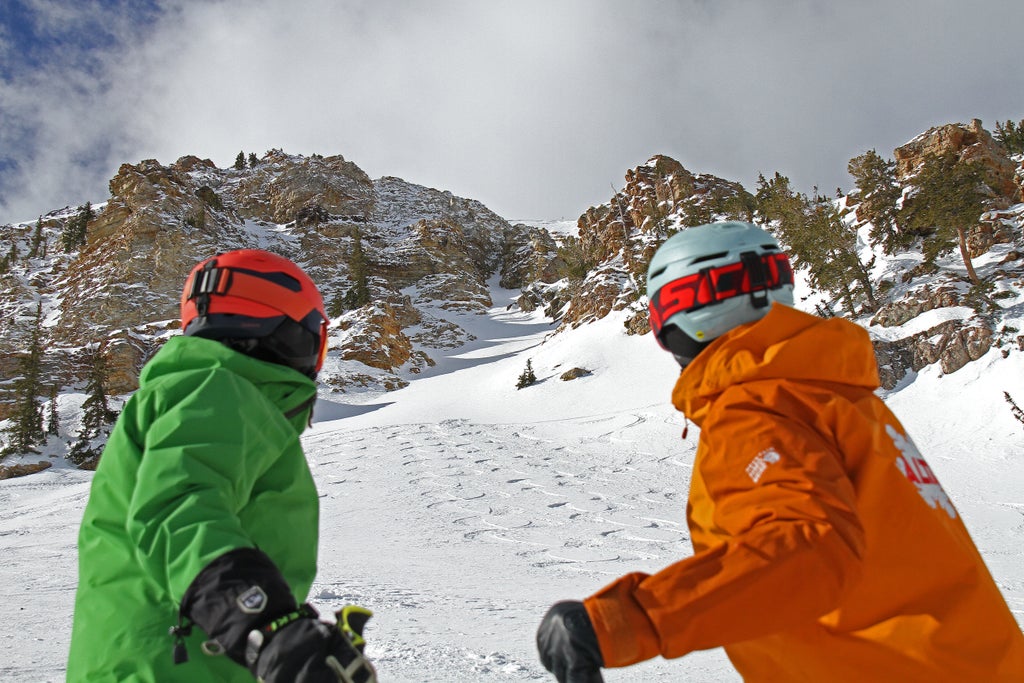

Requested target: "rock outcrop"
[
  {"left": 0, "top": 460, "right": 52, "bottom": 480},
  {"left": 895, "top": 119, "right": 1020, "bottom": 204},
  {"left": 559, "top": 155, "right": 755, "bottom": 330},
  {"left": 499, "top": 224, "right": 567, "bottom": 290},
  {"left": 873, "top": 319, "right": 994, "bottom": 389},
  {"left": 0, "top": 151, "right": 549, "bottom": 412},
  {"left": 231, "top": 150, "right": 375, "bottom": 224}
]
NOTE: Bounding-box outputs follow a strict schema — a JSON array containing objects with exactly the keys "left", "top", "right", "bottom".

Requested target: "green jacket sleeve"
[{"left": 125, "top": 367, "right": 296, "bottom": 602}]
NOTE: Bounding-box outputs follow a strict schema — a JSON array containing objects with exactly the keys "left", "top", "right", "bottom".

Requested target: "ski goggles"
[{"left": 648, "top": 251, "right": 793, "bottom": 339}]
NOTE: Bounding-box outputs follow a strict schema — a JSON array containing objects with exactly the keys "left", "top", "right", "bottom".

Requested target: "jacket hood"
[
  {"left": 672, "top": 304, "right": 880, "bottom": 423},
  {"left": 139, "top": 335, "right": 318, "bottom": 432}
]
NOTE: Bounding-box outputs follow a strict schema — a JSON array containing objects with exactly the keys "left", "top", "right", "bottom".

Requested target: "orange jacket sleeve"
[{"left": 584, "top": 390, "right": 867, "bottom": 668}]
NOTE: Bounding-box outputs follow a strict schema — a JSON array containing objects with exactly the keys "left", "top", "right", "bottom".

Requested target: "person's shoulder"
[
  {"left": 141, "top": 337, "right": 252, "bottom": 388},
  {"left": 139, "top": 363, "right": 260, "bottom": 412}
]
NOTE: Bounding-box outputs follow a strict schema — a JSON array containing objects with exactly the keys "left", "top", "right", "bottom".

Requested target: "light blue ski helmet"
[{"left": 646, "top": 221, "right": 794, "bottom": 366}]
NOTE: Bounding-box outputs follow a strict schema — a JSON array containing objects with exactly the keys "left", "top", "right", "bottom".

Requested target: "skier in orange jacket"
[{"left": 536, "top": 221, "right": 1024, "bottom": 682}]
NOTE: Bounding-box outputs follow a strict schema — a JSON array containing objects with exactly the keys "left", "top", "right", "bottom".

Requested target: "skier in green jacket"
[{"left": 68, "top": 249, "right": 376, "bottom": 683}]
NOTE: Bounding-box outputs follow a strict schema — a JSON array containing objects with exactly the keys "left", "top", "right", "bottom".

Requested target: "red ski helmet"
[{"left": 180, "top": 249, "right": 329, "bottom": 377}]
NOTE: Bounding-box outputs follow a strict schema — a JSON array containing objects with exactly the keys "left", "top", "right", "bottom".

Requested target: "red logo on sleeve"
[{"left": 887, "top": 424, "right": 957, "bottom": 519}]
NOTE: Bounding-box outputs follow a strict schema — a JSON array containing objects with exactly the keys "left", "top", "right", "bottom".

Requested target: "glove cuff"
[
  {"left": 584, "top": 573, "right": 660, "bottom": 667},
  {"left": 180, "top": 547, "right": 298, "bottom": 665},
  {"left": 243, "top": 603, "right": 319, "bottom": 669}
]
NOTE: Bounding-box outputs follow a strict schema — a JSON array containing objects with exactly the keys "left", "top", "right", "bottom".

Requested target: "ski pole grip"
[{"left": 336, "top": 605, "right": 373, "bottom": 650}]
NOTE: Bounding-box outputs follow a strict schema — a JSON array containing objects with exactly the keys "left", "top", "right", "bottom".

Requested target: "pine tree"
[
  {"left": 754, "top": 173, "right": 809, "bottom": 265},
  {"left": 1005, "top": 391, "right": 1024, "bottom": 429},
  {"left": 61, "top": 202, "right": 94, "bottom": 252},
  {"left": 899, "top": 152, "right": 988, "bottom": 281},
  {"left": 248, "top": 152, "right": 259, "bottom": 168},
  {"left": 68, "top": 344, "right": 118, "bottom": 465},
  {"left": 847, "top": 150, "right": 904, "bottom": 253},
  {"left": 340, "top": 228, "right": 371, "bottom": 311},
  {"left": 994, "top": 119, "right": 1024, "bottom": 155},
  {"left": 47, "top": 384, "right": 60, "bottom": 436},
  {"left": 754, "top": 172, "right": 806, "bottom": 230},
  {"left": 29, "top": 217, "right": 44, "bottom": 258},
  {"left": 756, "top": 174, "right": 876, "bottom": 314},
  {"left": 516, "top": 359, "right": 537, "bottom": 389},
  {"left": 234, "top": 151, "right": 246, "bottom": 170},
  {"left": 2, "top": 303, "right": 47, "bottom": 458},
  {"left": 805, "top": 193, "right": 877, "bottom": 313}
]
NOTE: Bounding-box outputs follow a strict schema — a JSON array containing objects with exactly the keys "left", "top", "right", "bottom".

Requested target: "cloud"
[
  {"left": 0, "top": 0, "right": 160, "bottom": 218},
  {"left": 2, "top": 0, "right": 1023, "bottom": 224}
]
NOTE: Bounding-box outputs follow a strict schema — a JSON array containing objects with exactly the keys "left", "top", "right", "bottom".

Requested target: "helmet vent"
[
  {"left": 689, "top": 251, "right": 729, "bottom": 265},
  {"left": 236, "top": 267, "right": 302, "bottom": 292}
]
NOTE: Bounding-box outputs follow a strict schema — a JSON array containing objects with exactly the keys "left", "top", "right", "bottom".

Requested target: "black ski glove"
[
  {"left": 246, "top": 604, "right": 377, "bottom": 683},
  {"left": 177, "top": 547, "right": 376, "bottom": 682},
  {"left": 537, "top": 601, "right": 605, "bottom": 683},
  {"left": 178, "top": 547, "right": 298, "bottom": 665}
]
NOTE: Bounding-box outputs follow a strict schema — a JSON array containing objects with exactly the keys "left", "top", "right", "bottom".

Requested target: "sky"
[{"left": 1, "top": 0, "right": 1023, "bottom": 225}]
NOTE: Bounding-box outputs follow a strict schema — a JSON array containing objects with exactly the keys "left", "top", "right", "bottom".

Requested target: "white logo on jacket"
[
  {"left": 886, "top": 424, "right": 957, "bottom": 519},
  {"left": 746, "top": 447, "right": 782, "bottom": 483}
]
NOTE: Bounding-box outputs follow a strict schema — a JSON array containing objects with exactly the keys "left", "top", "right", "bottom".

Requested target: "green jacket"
[{"left": 67, "top": 335, "right": 320, "bottom": 682}]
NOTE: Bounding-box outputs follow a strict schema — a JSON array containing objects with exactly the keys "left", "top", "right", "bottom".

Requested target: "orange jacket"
[{"left": 584, "top": 304, "right": 1024, "bottom": 682}]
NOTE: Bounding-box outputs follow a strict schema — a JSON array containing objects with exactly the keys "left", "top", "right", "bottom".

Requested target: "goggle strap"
[
  {"left": 698, "top": 267, "right": 716, "bottom": 306},
  {"left": 740, "top": 251, "right": 770, "bottom": 308},
  {"left": 649, "top": 251, "right": 792, "bottom": 337},
  {"left": 188, "top": 260, "right": 222, "bottom": 317}
]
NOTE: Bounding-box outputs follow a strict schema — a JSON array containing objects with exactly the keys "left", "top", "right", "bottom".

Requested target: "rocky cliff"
[
  {"left": 541, "top": 138, "right": 1023, "bottom": 391},
  {"left": 894, "top": 119, "right": 1022, "bottom": 206},
  {"left": 2, "top": 121, "right": 1023, "bottom": 435},
  {"left": 862, "top": 121, "right": 1024, "bottom": 386},
  {"left": 0, "top": 150, "right": 557, "bottom": 419},
  {"left": 531, "top": 155, "right": 756, "bottom": 333}
]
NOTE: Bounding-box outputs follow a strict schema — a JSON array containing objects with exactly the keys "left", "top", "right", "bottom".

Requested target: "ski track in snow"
[
  {"left": 0, "top": 406, "right": 735, "bottom": 681},
  {"left": 0, "top": 468, "right": 92, "bottom": 682},
  {"left": 302, "top": 416, "right": 736, "bottom": 682}
]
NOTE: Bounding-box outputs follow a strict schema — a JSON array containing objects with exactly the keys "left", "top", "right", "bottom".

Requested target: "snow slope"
[{"left": 1, "top": 277, "right": 1022, "bottom": 682}]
